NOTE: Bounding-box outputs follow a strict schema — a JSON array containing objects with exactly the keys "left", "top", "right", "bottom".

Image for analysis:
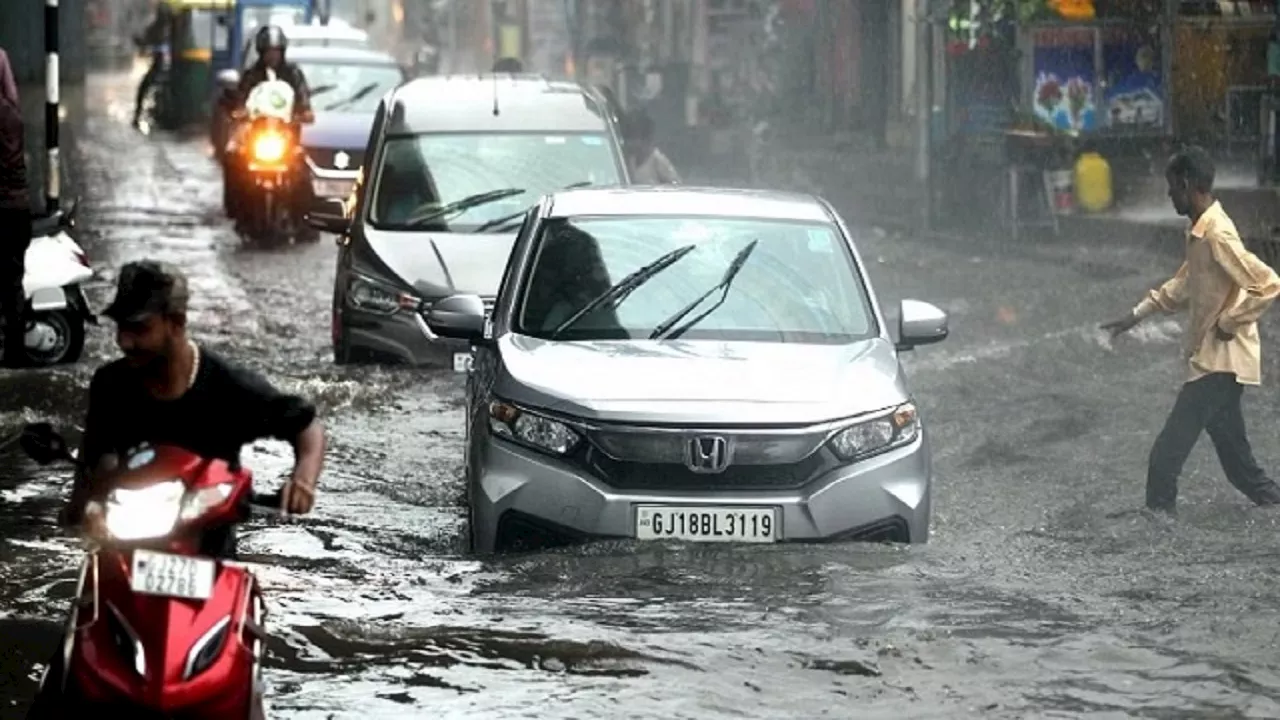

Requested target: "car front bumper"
[{"left": 469, "top": 431, "right": 933, "bottom": 552}]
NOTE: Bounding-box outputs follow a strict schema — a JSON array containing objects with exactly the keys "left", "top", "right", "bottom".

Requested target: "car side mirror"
[
  {"left": 896, "top": 299, "right": 948, "bottom": 351},
  {"left": 426, "top": 294, "right": 487, "bottom": 342},
  {"left": 306, "top": 198, "right": 350, "bottom": 234},
  {"left": 21, "top": 422, "right": 74, "bottom": 465},
  {"left": 216, "top": 69, "right": 240, "bottom": 92}
]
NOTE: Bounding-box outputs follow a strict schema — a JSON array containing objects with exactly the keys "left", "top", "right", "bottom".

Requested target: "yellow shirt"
[{"left": 1133, "top": 201, "right": 1280, "bottom": 385}]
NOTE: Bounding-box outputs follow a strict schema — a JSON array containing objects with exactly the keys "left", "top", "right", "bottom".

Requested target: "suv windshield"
[
  {"left": 517, "top": 216, "right": 877, "bottom": 344},
  {"left": 301, "top": 62, "right": 402, "bottom": 112},
  {"left": 369, "top": 133, "right": 622, "bottom": 231}
]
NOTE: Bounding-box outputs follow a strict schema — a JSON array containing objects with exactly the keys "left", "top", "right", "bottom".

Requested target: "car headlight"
[
  {"left": 104, "top": 481, "right": 186, "bottom": 541},
  {"left": 488, "top": 401, "right": 582, "bottom": 455},
  {"left": 829, "top": 403, "right": 919, "bottom": 461},
  {"left": 347, "top": 275, "right": 421, "bottom": 314}
]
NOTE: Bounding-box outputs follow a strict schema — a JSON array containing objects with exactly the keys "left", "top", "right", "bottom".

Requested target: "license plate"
[
  {"left": 130, "top": 549, "right": 216, "bottom": 600},
  {"left": 635, "top": 506, "right": 779, "bottom": 543},
  {"left": 312, "top": 179, "right": 354, "bottom": 198},
  {"left": 453, "top": 352, "right": 473, "bottom": 373}
]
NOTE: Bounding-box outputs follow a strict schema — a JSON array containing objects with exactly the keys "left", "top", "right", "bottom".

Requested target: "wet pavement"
[{"left": 5, "top": 72, "right": 1280, "bottom": 719}]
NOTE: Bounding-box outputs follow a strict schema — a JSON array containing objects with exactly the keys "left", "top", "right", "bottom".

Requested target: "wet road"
[{"left": 5, "top": 73, "right": 1280, "bottom": 719}]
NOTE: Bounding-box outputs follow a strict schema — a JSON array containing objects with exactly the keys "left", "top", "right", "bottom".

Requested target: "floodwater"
[{"left": 4, "top": 72, "right": 1280, "bottom": 719}]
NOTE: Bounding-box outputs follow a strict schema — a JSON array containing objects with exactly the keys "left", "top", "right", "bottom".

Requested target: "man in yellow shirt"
[{"left": 1102, "top": 146, "right": 1280, "bottom": 514}]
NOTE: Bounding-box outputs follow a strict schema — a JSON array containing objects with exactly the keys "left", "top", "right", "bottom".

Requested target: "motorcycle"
[
  {"left": 13, "top": 200, "right": 96, "bottom": 367},
  {"left": 20, "top": 423, "right": 283, "bottom": 718},
  {"left": 228, "top": 72, "right": 314, "bottom": 245}
]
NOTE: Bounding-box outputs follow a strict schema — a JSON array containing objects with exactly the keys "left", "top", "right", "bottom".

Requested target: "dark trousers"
[
  {"left": 1147, "top": 372, "right": 1280, "bottom": 511},
  {"left": 0, "top": 207, "right": 30, "bottom": 366},
  {"left": 133, "top": 53, "right": 162, "bottom": 121}
]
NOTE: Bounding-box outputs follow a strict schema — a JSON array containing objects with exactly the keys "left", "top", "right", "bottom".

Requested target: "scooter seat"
[{"left": 30, "top": 212, "right": 63, "bottom": 238}]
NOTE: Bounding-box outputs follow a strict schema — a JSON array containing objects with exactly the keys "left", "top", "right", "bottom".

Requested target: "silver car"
[{"left": 425, "top": 187, "right": 950, "bottom": 552}]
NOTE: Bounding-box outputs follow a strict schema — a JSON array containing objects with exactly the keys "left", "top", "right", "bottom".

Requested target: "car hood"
[
  {"left": 300, "top": 111, "right": 376, "bottom": 149},
  {"left": 495, "top": 336, "right": 908, "bottom": 425},
  {"left": 362, "top": 228, "right": 516, "bottom": 298}
]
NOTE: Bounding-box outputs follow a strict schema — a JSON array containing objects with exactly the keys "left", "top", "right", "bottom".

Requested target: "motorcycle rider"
[
  {"left": 32, "top": 260, "right": 324, "bottom": 716},
  {"left": 65, "top": 260, "right": 325, "bottom": 531},
  {"left": 223, "top": 25, "right": 314, "bottom": 232},
  {"left": 131, "top": 2, "right": 172, "bottom": 128}
]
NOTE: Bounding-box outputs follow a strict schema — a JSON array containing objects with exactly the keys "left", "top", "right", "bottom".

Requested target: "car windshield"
[
  {"left": 300, "top": 61, "right": 402, "bottom": 112},
  {"left": 516, "top": 216, "right": 877, "bottom": 344},
  {"left": 369, "top": 133, "right": 622, "bottom": 231}
]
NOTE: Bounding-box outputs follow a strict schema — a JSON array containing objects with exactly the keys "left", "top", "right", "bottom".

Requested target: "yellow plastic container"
[{"left": 1074, "top": 151, "right": 1113, "bottom": 213}]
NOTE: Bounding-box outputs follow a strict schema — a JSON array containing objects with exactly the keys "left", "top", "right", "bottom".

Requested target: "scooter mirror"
[{"left": 20, "top": 423, "right": 73, "bottom": 465}]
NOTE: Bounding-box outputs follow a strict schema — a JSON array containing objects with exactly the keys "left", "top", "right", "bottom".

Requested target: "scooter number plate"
[{"left": 130, "top": 549, "right": 216, "bottom": 601}]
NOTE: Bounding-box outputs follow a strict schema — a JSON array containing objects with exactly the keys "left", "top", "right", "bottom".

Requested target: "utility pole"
[
  {"left": 913, "top": 0, "right": 932, "bottom": 231},
  {"left": 44, "top": 0, "right": 61, "bottom": 213}
]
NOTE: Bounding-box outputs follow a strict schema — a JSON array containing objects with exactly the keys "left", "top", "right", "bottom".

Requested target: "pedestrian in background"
[
  {"left": 1102, "top": 146, "right": 1280, "bottom": 515},
  {"left": 623, "top": 110, "right": 680, "bottom": 185},
  {"left": 0, "top": 48, "right": 30, "bottom": 368}
]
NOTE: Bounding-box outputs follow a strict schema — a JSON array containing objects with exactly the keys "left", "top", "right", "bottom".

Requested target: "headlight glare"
[
  {"left": 488, "top": 401, "right": 581, "bottom": 455},
  {"left": 104, "top": 481, "right": 185, "bottom": 540},
  {"left": 830, "top": 403, "right": 919, "bottom": 460}
]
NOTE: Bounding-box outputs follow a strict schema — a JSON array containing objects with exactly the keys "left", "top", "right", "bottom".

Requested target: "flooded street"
[{"left": 4, "top": 73, "right": 1280, "bottom": 719}]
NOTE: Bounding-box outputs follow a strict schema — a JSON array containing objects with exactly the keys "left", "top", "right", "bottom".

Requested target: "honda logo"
[{"left": 686, "top": 435, "right": 731, "bottom": 474}]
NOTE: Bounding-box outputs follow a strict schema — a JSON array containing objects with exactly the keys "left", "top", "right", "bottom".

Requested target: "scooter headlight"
[
  {"left": 252, "top": 131, "right": 288, "bottom": 163},
  {"left": 102, "top": 481, "right": 235, "bottom": 540},
  {"left": 104, "top": 481, "right": 185, "bottom": 540}
]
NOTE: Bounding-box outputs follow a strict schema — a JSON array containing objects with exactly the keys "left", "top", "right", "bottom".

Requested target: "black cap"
[{"left": 103, "top": 260, "right": 190, "bottom": 323}]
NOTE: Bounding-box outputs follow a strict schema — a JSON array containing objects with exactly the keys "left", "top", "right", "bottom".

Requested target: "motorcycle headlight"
[
  {"left": 105, "top": 481, "right": 185, "bottom": 541},
  {"left": 829, "top": 403, "right": 920, "bottom": 461},
  {"left": 489, "top": 401, "right": 582, "bottom": 456},
  {"left": 252, "top": 131, "right": 288, "bottom": 163},
  {"left": 347, "top": 276, "right": 420, "bottom": 314}
]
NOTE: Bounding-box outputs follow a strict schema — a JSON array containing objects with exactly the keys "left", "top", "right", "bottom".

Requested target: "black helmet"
[{"left": 254, "top": 25, "right": 288, "bottom": 55}]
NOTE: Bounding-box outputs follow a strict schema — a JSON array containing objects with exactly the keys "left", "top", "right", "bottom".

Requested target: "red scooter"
[{"left": 20, "top": 423, "right": 283, "bottom": 718}]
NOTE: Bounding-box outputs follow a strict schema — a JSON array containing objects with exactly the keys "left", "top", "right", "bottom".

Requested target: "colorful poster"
[
  {"left": 1100, "top": 27, "right": 1164, "bottom": 130},
  {"left": 1031, "top": 27, "right": 1097, "bottom": 132}
]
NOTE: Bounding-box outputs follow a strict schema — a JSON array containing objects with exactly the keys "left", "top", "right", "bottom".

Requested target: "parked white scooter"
[{"left": 13, "top": 200, "right": 96, "bottom": 366}]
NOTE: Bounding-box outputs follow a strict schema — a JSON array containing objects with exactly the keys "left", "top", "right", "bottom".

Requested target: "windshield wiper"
[
  {"left": 648, "top": 240, "right": 759, "bottom": 341},
  {"left": 309, "top": 83, "right": 337, "bottom": 97},
  {"left": 400, "top": 188, "right": 526, "bottom": 230},
  {"left": 471, "top": 181, "right": 594, "bottom": 234},
  {"left": 550, "top": 244, "right": 697, "bottom": 340},
  {"left": 323, "top": 82, "right": 380, "bottom": 111}
]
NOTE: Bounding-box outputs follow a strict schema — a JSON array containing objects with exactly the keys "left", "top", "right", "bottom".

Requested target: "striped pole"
[{"left": 44, "top": 0, "right": 60, "bottom": 213}]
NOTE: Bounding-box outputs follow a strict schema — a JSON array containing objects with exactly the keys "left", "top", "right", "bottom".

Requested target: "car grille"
[
  {"left": 582, "top": 444, "right": 832, "bottom": 491},
  {"left": 307, "top": 147, "right": 365, "bottom": 170}
]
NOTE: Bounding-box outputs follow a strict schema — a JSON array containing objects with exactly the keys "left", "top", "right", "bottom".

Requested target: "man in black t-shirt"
[{"left": 63, "top": 260, "right": 326, "bottom": 544}]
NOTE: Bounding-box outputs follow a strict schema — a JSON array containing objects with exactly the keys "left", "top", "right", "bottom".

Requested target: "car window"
[
  {"left": 300, "top": 62, "right": 402, "bottom": 113},
  {"left": 516, "top": 216, "right": 876, "bottom": 344},
  {"left": 368, "top": 133, "right": 622, "bottom": 231}
]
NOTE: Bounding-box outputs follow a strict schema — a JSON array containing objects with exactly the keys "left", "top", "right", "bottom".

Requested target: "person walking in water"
[
  {"left": 0, "top": 48, "right": 30, "bottom": 368},
  {"left": 1102, "top": 146, "right": 1280, "bottom": 515}
]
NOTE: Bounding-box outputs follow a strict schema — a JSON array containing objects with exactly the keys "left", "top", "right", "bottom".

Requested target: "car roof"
[
  {"left": 386, "top": 75, "right": 611, "bottom": 134},
  {"left": 287, "top": 45, "right": 397, "bottom": 66},
  {"left": 282, "top": 23, "right": 369, "bottom": 41},
  {"left": 545, "top": 187, "right": 836, "bottom": 223}
]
